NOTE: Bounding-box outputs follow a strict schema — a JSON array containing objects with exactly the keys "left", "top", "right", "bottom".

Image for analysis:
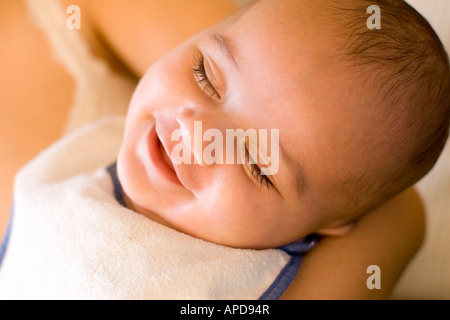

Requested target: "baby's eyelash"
[
  {"left": 250, "top": 163, "right": 272, "bottom": 190},
  {"left": 192, "top": 56, "right": 221, "bottom": 100},
  {"left": 245, "top": 147, "right": 273, "bottom": 191}
]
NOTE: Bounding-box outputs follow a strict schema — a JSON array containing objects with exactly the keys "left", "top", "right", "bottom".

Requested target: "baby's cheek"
[{"left": 224, "top": 188, "right": 270, "bottom": 222}]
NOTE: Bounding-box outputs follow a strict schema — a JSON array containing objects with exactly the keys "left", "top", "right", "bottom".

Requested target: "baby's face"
[{"left": 118, "top": 0, "right": 373, "bottom": 248}]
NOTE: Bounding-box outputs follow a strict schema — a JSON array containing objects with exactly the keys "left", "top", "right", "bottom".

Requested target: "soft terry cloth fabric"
[{"left": 0, "top": 117, "right": 315, "bottom": 300}]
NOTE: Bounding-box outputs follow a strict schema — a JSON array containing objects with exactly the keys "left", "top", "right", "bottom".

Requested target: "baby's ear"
[{"left": 317, "top": 222, "right": 355, "bottom": 237}]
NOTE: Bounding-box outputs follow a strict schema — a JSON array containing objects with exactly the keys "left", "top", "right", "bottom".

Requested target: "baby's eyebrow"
[
  {"left": 279, "top": 143, "right": 306, "bottom": 197},
  {"left": 211, "top": 33, "right": 239, "bottom": 70}
]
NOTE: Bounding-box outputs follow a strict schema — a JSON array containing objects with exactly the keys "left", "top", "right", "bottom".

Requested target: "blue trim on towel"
[
  {"left": 0, "top": 206, "right": 13, "bottom": 269},
  {"left": 259, "top": 235, "right": 319, "bottom": 300},
  {"left": 106, "top": 163, "right": 127, "bottom": 208},
  {"left": 105, "top": 162, "right": 319, "bottom": 300},
  {"left": 258, "top": 255, "right": 303, "bottom": 300}
]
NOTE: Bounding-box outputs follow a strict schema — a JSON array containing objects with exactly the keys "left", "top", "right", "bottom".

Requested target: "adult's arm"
[
  {"left": 83, "top": 0, "right": 240, "bottom": 77},
  {"left": 281, "top": 187, "right": 425, "bottom": 299}
]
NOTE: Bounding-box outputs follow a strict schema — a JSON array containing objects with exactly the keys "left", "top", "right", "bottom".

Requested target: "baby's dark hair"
[{"left": 322, "top": 0, "right": 450, "bottom": 215}]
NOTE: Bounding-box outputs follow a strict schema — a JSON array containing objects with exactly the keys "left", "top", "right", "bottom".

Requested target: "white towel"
[{"left": 0, "top": 117, "right": 310, "bottom": 300}]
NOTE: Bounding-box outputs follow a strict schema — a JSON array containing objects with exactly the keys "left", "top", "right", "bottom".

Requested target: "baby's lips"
[{"left": 155, "top": 124, "right": 194, "bottom": 191}]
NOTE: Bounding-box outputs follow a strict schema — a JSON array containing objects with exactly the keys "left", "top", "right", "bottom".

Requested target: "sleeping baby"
[{"left": 0, "top": 0, "right": 449, "bottom": 299}]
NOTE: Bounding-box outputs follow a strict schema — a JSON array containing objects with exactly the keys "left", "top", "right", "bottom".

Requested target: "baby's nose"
[
  {"left": 175, "top": 107, "right": 230, "bottom": 166},
  {"left": 176, "top": 107, "right": 207, "bottom": 166},
  {"left": 176, "top": 107, "right": 195, "bottom": 123}
]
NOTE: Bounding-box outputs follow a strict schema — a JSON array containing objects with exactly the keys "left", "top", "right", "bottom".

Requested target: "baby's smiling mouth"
[{"left": 145, "top": 123, "right": 183, "bottom": 187}]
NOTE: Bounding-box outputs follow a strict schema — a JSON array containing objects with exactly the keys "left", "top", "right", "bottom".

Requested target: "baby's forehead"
[
  {"left": 221, "top": 2, "right": 378, "bottom": 145},
  {"left": 231, "top": 0, "right": 350, "bottom": 64},
  {"left": 238, "top": 0, "right": 323, "bottom": 32}
]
